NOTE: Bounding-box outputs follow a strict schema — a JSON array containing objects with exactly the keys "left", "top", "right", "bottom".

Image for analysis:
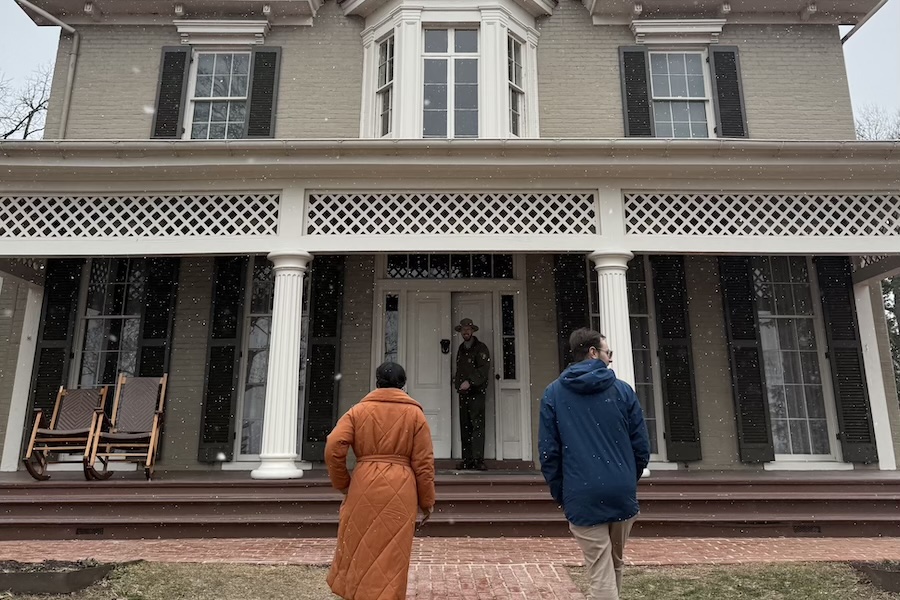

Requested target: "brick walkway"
[{"left": 3, "top": 537, "right": 900, "bottom": 599}]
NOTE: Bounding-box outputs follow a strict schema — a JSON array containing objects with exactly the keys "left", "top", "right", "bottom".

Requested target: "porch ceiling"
[{"left": 0, "top": 139, "right": 899, "bottom": 185}]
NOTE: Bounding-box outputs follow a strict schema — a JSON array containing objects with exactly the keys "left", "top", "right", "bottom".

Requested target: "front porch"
[{"left": 2, "top": 468, "right": 899, "bottom": 540}]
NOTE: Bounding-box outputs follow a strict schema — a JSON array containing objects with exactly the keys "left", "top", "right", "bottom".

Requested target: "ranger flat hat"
[{"left": 454, "top": 318, "right": 479, "bottom": 332}]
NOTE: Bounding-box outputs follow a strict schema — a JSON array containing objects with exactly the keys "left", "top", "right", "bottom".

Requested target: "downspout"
[
  {"left": 841, "top": 0, "right": 890, "bottom": 44},
  {"left": 14, "top": 0, "right": 79, "bottom": 139}
]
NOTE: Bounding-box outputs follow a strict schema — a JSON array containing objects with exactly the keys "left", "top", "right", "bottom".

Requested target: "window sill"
[{"left": 763, "top": 461, "right": 853, "bottom": 471}]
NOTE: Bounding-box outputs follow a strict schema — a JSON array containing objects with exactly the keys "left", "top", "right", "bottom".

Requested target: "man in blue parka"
[{"left": 539, "top": 327, "right": 650, "bottom": 600}]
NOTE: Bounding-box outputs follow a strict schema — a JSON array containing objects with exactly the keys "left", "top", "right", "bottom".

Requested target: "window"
[
  {"left": 753, "top": 256, "right": 833, "bottom": 457},
  {"left": 387, "top": 254, "right": 513, "bottom": 279},
  {"left": 588, "top": 255, "right": 662, "bottom": 455},
  {"left": 376, "top": 36, "right": 395, "bottom": 137},
  {"left": 188, "top": 51, "right": 251, "bottom": 140},
  {"left": 649, "top": 51, "right": 711, "bottom": 139},
  {"left": 384, "top": 294, "right": 400, "bottom": 364},
  {"left": 423, "top": 28, "right": 479, "bottom": 138},
  {"left": 78, "top": 259, "right": 146, "bottom": 387},
  {"left": 507, "top": 35, "right": 524, "bottom": 137},
  {"left": 500, "top": 294, "right": 517, "bottom": 380}
]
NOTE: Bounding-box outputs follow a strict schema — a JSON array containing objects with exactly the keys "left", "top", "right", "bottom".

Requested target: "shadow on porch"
[{"left": 1, "top": 469, "right": 899, "bottom": 541}]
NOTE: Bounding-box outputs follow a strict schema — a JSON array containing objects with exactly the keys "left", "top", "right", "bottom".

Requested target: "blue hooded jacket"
[{"left": 539, "top": 359, "right": 650, "bottom": 527}]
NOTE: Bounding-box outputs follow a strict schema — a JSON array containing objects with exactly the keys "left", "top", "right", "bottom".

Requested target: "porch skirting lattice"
[
  {"left": 305, "top": 192, "right": 598, "bottom": 235},
  {"left": 0, "top": 194, "right": 281, "bottom": 238},
  {"left": 624, "top": 193, "right": 900, "bottom": 237}
]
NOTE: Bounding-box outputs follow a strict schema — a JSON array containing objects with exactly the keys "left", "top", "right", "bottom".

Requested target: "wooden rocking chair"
[
  {"left": 85, "top": 374, "right": 167, "bottom": 481},
  {"left": 22, "top": 386, "right": 109, "bottom": 481}
]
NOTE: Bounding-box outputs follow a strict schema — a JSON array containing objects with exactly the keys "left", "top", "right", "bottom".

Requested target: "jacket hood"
[
  {"left": 361, "top": 387, "right": 424, "bottom": 410},
  {"left": 560, "top": 359, "right": 617, "bottom": 395}
]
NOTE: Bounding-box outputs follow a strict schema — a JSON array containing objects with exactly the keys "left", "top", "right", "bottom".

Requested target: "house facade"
[{"left": 1, "top": 0, "right": 899, "bottom": 480}]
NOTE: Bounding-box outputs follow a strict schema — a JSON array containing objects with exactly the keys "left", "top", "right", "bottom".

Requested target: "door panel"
[{"left": 406, "top": 293, "right": 452, "bottom": 457}]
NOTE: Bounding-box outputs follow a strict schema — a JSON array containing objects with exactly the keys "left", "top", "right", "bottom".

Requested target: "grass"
[
  {"left": 2, "top": 562, "right": 338, "bottom": 600},
  {"left": 569, "top": 562, "right": 900, "bottom": 600}
]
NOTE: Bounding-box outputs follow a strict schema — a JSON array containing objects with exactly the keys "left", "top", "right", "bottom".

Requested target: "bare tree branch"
[
  {"left": 856, "top": 104, "right": 900, "bottom": 141},
  {"left": 0, "top": 64, "right": 51, "bottom": 140}
]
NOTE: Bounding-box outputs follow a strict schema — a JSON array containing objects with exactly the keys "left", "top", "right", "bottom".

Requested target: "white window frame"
[
  {"left": 422, "top": 27, "right": 480, "bottom": 139},
  {"left": 507, "top": 34, "right": 525, "bottom": 137},
  {"left": 376, "top": 35, "right": 396, "bottom": 137},
  {"left": 357, "top": 2, "right": 540, "bottom": 139},
  {"left": 587, "top": 255, "right": 667, "bottom": 462},
  {"left": 647, "top": 48, "right": 717, "bottom": 140},
  {"left": 754, "top": 256, "right": 845, "bottom": 466},
  {"left": 181, "top": 47, "right": 253, "bottom": 141}
]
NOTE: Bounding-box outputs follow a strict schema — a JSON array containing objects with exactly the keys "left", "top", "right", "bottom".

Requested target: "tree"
[
  {"left": 856, "top": 104, "right": 900, "bottom": 400},
  {"left": 0, "top": 65, "right": 51, "bottom": 140}
]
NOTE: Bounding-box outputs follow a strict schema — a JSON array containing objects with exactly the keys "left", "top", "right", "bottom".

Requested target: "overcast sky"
[{"left": 1, "top": 0, "right": 899, "bottom": 122}]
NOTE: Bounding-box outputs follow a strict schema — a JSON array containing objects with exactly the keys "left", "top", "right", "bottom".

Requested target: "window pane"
[
  {"left": 671, "top": 101, "right": 690, "bottom": 122},
  {"left": 424, "top": 59, "right": 447, "bottom": 84},
  {"left": 673, "top": 122, "right": 691, "bottom": 138},
  {"left": 451, "top": 254, "right": 471, "bottom": 278},
  {"left": 387, "top": 255, "right": 407, "bottom": 278},
  {"left": 456, "top": 84, "right": 478, "bottom": 110},
  {"left": 455, "top": 59, "right": 478, "bottom": 84},
  {"left": 423, "top": 110, "right": 447, "bottom": 137},
  {"left": 650, "top": 53, "right": 668, "bottom": 74},
  {"left": 195, "top": 75, "right": 212, "bottom": 98},
  {"left": 685, "top": 53, "right": 703, "bottom": 75},
  {"left": 777, "top": 319, "right": 797, "bottom": 350},
  {"left": 796, "top": 319, "right": 817, "bottom": 350},
  {"left": 653, "top": 102, "right": 671, "bottom": 122},
  {"left": 198, "top": 54, "right": 215, "bottom": 75},
  {"left": 786, "top": 385, "right": 807, "bottom": 418},
  {"left": 472, "top": 254, "right": 491, "bottom": 278},
  {"left": 230, "top": 75, "right": 248, "bottom": 97},
  {"left": 670, "top": 75, "right": 688, "bottom": 97},
  {"left": 690, "top": 122, "right": 709, "bottom": 138},
  {"left": 809, "top": 420, "right": 830, "bottom": 454},
  {"left": 687, "top": 75, "right": 705, "bottom": 97},
  {"left": 213, "top": 75, "right": 229, "bottom": 97},
  {"left": 769, "top": 387, "right": 787, "bottom": 419},
  {"left": 668, "top": 53, "right": 686, "bottom": 74},
  {"left": 800, "top": 351, "right": 821, "bottom": 384},
  {"left": 455, "top": 110, "right": 478, "bottom": 137},
  {"left": 656, "top": 122, "right": 673, "bottom": 137},
  {"left": 229, "top": 101, "right": 246, "bottom": 122},
  {"left": 193, "top": 101, "right": 211, "bottom": 122},
  {"left": 771, "top": 256, "right": 791, "bottom": 281},
  {"left": 191, "top": 123, "right": 209, "bottom": 139},
  {"left": 651, "top": 75, "right": 670, "bottom": 97},
  {"left": 384, "top": 294, "right": 399, "bottom": 364},
  {"left": 409, "top": 254, "right": 429, "bottom": 278},
  {"left": 494, "top": 254, "right": 514, "bottom": 279},
  {"left": 233, "top": 53, "right": 250, "bottom": 74},
  {"left": 790, "top": 420, "right": 811, "bottom": 454},
  {"left": 214, "top": 53, "right": 233, "bottom": 75},
  {"left": 782, "top": 351, "right": 801, "bottom": 384},
  {"left": 806, "top": 386, "right": 826, "bottom": 419},
  {"left": 425, "top": 29, "right": 448, "bottom": 53},
  {"left": 502, "top": 338, "right": 517, "bottom": 380},
  {"left": 424, "top": 84, "right": 448, "bottom": 110},
  {"left": 501, "top": 295, "right": 515, "bottom": 336},
  {"left": 455, "top": 29, "right": 478, "bottom": 53},
  {"left": 226, "top": 123, "right": 243, "bottom": 139},
  {"left": 211, "top": 102, "right": 228, "bottom": 122},
  {"left": 689, "top": 101, "right": 707, "bottom": 122},
  {"left": 209, "top": 123, "right": 227, "bottom": 139},
  {"left": 772, "top": 419, "right": 790, "bottom": 453}
]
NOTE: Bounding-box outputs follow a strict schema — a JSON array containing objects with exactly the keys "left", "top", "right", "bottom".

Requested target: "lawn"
[{"left": 569, "top": 562, "right": 900, "bottom": 600}]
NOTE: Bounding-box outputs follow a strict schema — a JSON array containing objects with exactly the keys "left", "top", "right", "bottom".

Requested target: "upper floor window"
[
  {"left": 188, "top": 52, "right": 251, "bottom": 140},
  {"left": 649, "top": 51, "right": 711, "bottom": 139},
  {"left": 508, "top": 36, "right": 524, "bottom": 137},
  {"left": 423, "top": 29, "right": 479, "bottom": 139},
  {"left": 377, "top": 36, "right": 395, "bottom": 137}
]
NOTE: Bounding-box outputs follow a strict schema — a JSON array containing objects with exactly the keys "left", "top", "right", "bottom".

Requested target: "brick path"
[{"left": 3, "top": 537, "right": 900, "bottom": 599}]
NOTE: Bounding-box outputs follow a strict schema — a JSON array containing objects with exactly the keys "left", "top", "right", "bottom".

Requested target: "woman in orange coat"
[{"left": 325, "top": 362, "right": 436, "bottom": 600}]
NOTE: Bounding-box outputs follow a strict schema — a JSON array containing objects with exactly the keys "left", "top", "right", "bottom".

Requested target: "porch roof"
[{"left": 1, "top": 138, "right": 899, "bottom": 184}]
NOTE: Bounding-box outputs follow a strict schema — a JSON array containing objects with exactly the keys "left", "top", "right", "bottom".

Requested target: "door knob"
[{"left": 440, "top": 339, "right": 451, "bottom": 354}]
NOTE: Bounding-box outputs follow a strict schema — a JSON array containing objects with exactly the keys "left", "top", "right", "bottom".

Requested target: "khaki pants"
[{"left": 569, "top": 516, "right": 637, "bottom": 600}]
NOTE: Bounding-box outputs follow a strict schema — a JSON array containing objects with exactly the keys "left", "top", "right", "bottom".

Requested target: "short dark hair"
[
  {"left": 569, "top": 328, "right": 606, "bottom": 362},
  {"left": 375, "top": 361, "right": 407, "bottom": 389}
]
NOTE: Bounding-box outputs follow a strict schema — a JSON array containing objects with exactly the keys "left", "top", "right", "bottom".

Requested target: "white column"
[
  {"left": 524, "top": 29, "right": 540, "bottom": 138},
  {"left": 589, "top": 251, "right": 636, "bottom": 387},
  {"left": 393, "top": 7, "right": 423, "bottom": 138},
  {"left": 480, "top": 8, "right": 507, "bottom": 138},
  {"left": 251, "top": 251, "right": 313, "bottom": 480},
  {"left": 853, "top": 282, "right": 898, "bottom": 471}
]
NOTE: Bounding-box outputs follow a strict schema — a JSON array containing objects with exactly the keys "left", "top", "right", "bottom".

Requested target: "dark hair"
[
  {"left": 375, "top": 361, "right": 407, "bottom": 389},
  {"left": 569, "top": 328, "right": 606, "bottom": 362}
]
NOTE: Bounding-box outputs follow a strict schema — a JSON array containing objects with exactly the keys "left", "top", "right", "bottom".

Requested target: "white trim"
[
  {"left": 0, "top": 284, "right": 43, "bottom": 472},
  {"left": 631, "top": 19, "right": 726, "bottom": 45},
  {"left": 853, "top": 282, "right": 898, "bottom": 471},
  {"left": 764, "top": 461, "right": 854, "bottom": 471},
  {"left": 222, "top": 460, "right": 313, "bottom": 470},
  {"left": 647, "top": 461, "right": 680, "bottom": 470},
  {"left": 174, "top": 20, "right": 272, "bottom": 45}
]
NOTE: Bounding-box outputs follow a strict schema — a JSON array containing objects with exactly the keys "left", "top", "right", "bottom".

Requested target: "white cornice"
[
  {"left": 174, "top": 20, "right": 274, "bottom": 45},
  {"left": 630, "top": 19, "right": 726, "bottom": 45},
  {"left": 344, "top": 0, "right": 552, "bottom": 18}
]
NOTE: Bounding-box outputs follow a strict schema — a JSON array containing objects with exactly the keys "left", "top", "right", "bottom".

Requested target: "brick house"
[{"left": 1, "top": 0, "right": 899, "bottom": 490}]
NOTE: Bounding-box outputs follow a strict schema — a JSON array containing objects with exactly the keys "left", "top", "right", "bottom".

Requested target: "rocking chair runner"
[
  {"left": 22, "top": 386, "right": 109, "bottom": 481},
  {"left": 85, "top": 374, "right": 168, "bottom": 481}
]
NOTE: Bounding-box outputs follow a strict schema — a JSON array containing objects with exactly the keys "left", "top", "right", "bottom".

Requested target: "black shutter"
[
  {"left": 619, "top": 46, "right": 654, "bottom": 137},
  {"left": 151, "top": 47, "right": 191, "bottom": 139},
  {"left": 198, "top": 257, "right": 247, "bottom": 463},
  {"left": 709, "top": 47, "right": 749, "bottom": 138},
  {"left": 553, "top": 255, "right": 590, "bottom": 371},
  {"left": 244, "top": 47, "right": 281, "bottom": 138},
  {"left": 302, "top": 255, "right": 345, "bottom": 461},
  {"left": 138, "top": 258, "right": 180, "bottom": 377},
  {"left": 650, "top": 256, "right": 701, "bottom": 462},
  {"left": 719, "top": 256, "right": 774, "bottom": 463},
  {"left": 815, "top": 256, "right": 878, "bottom": 463},
  {"left": 28, "top": 259, "right": 84, "bottom": 414}
]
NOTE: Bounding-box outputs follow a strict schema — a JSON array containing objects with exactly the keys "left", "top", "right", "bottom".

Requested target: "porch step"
[{"left": 1, "top": 471, "right": 899, "bottom": 540}]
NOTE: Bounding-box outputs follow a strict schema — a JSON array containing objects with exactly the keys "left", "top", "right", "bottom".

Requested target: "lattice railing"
[
  {"left": 0, "top": 194, "right": 280, "bottom": 238},
  {"left": 624, "top": 193, "right": 900, "bottom": 237},
  {"left": 306, "top": 192, "right": 598, "bottom": 235}
]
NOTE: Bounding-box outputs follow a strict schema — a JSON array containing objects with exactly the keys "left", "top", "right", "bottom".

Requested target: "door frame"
[{"left": 370, "top": 255, "right": 532, "bottom": 461}]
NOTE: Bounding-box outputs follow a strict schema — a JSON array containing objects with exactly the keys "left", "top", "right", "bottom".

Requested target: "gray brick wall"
[
  {"left": 684, "top": 256, "right": 759, "bottom": 470},
  {"left": 158, "top": 257, "right": 217, "bottom": 470},
  {"left": 526, "top": 254, "right": 559, "bottom": 465},
  {"left": 537, "top": 1, "right": 855, "bottom": 140},
  {"left": 45, "top": 1, "right": 362, "bottom": 140},
  {"left": 337, "top": 255, "right": 375, "bottom": 417},
  {"left": 0, "top": 280, "right": 28, "bottom": 457}
]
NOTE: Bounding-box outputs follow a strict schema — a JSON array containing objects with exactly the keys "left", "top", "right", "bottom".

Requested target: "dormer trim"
[
  {"left": 343, "top": 0, "right": 554, "bottom": 18},
  {"left": 630, "top": 19, "right": 726, "bottom": 45},
  {"left": 174, "top": 20, "right": 277, "bottom": 45}
]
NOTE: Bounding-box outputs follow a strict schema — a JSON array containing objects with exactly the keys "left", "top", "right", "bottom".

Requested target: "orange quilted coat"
[{"left": 325, "top": 387, "right": 436, "bottom": 600}]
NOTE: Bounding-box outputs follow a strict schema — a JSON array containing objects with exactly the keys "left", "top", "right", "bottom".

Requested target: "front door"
[{"left": 405, "top": 292, "right": 453, "bottom": 457}]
